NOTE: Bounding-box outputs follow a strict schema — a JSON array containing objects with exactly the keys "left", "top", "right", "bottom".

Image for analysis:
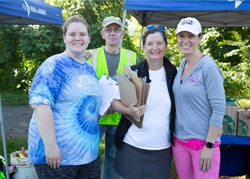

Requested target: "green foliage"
[
  {"left": 166, "top": 28, "right": 183, "bottom": 66},
  {"left": 56, "top": 0, "right": 131, "bottom": 50},
  {"left": 0, "top": 24, "right": 64, "bottom": 93},
  {"left": 0, "top": 138, "right": 28, "bottom": 162},
  {"left": 201, "top": 27, "right": 250, "bottom": 98},
  {"left": 237, "top": 98, "right": 250, "bottom": 108},
  {"left": 99, "top": 139, "right": 104, "bottom": 170},
  {"left": 0, "top": 25, "right": 23, "bottom": 92},
  {"left": 0, "top": 0, "right": 249, "bottom": 98},
  {"left": 19, "top": 25, "right": 64, "bottom": 63},
  {"left": 202, "top": 28, "right": 246, "bottom": 66}
]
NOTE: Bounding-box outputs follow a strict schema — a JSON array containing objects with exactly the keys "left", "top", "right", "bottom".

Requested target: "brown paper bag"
[{"left": 237, "top": 109, "right": 250, "bottom": 136}]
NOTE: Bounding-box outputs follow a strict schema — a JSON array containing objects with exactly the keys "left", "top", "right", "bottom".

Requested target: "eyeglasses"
[
  {"left": 103, "top": 28, "right": 122, "bottom": 34},
  {"left": 146, "top": 25, "right": 165, "bottom": 31}
]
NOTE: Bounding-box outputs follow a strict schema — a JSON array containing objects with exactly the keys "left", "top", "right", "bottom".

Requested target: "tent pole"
[
  {"left": 121, "top": 9, "right": 144, "bottom": 60},
  {"left": 120, "top": 10, "right": 127, "bottom": 47},
  {"left": 137, "top": 26, "right": 144, "bottom": 60},
  {"left": 0, "top": 95, "right": 10, "bottom": 179}
]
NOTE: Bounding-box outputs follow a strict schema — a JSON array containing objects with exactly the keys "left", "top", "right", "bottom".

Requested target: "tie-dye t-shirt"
[{"left": 28, "top": 53, "right": 101, "bottom": 165}]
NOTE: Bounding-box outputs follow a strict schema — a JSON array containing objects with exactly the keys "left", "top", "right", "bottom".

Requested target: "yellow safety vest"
[{"left": 89, "top": 46, "right": 137, "bottom": 125}]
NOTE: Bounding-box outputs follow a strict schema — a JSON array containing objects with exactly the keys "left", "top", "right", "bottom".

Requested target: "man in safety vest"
[{"left": 88, "top": 16, "right": 137, "bottom": 179}]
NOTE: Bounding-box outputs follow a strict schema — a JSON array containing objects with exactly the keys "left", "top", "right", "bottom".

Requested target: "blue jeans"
[{"left": 100, "top": 124, "right": 121, "bottom": 179}]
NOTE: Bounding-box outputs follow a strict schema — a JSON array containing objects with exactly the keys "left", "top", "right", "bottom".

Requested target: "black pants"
[
  {"left": 34, "top": 157, "right": 100, "bottom": 179},
  {"left": 115, "top": 143, "right": 172, "bottom": 179}
]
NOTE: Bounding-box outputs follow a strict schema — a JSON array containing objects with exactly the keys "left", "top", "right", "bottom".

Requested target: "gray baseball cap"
[{"left": 102, "top": 16, "right": 122, "bottom": 27}]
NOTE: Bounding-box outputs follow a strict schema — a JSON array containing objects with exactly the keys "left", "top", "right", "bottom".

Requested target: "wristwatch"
[{"left": 205, "top": 142, "right": 214, "bottom": 149}]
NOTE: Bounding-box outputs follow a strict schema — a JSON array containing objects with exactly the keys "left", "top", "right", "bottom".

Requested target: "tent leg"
[
  {"left": 121, "top": 9, "right": 144, "bottom": 60},
  {"left": 120, "top": 10, "right": 127, "bottom": 47},
  {"left": 0, "top": 95, "right": 10, "bottom": 179},
  {"left": 137, "top": 26, "right": 144, "bottom": 60}
]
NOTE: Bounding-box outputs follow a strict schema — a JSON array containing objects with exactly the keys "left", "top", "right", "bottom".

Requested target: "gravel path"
[{"left": 0, "top": 106, "right": 33, "bottom": 138}]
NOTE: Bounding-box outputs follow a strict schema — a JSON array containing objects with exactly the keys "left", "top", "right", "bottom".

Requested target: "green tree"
[
  {"left": 0, "top": 25, "right": 27, "bottom": 92},
  {"left": 0, "top": 24, "right": 64, "bottom": 92},
  {"left": 0, "top": 0, "right": 249, "bottom": 99},
  {"left": 201, "top": 27, "right": 250, "bottom": 98},
  {"left": 53, "top": 0, "right": 136, "bottom": 51}
]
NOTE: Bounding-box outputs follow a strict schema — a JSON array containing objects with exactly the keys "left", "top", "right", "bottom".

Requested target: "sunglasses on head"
[{"left": 146, "top": 25, "right": 165, "bottom": 31}]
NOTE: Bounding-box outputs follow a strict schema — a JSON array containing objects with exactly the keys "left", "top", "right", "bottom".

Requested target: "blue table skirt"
[
  {"left": 221, "top": 135, "right": 250, "bottom": 145},
  {"left": 220, "top": 135, "right": 250, "bottom": 176}
]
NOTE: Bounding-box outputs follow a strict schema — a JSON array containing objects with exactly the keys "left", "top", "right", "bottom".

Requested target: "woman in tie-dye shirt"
[{"left": 28, "top": 14, "right": 101, "bottom": 179}]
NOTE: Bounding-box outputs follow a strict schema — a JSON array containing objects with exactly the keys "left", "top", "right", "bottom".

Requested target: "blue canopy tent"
[
  {"left": 123, "top": 0, "right": 250, "bottom": 177},
  {"left": 0, "top": 0, "right": 63, "bottom": 25},
  {"left": 123, "top": 0, "right": 250, "bottom": 27},
  {"left": 122, "top": 0, "right": 250, "bottom": 58},
  {"left": 0, "top": 1, "right": 63, "bottom": 178}
]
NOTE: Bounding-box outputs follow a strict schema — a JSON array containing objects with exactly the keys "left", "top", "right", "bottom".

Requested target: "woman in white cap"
[{"left": 172, "top": 17, "right": 226, "bottom": 179}]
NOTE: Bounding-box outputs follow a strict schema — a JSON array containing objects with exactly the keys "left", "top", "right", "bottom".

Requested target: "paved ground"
[{"left": 0, "top": 106, "right": 33, "bottom": 138}]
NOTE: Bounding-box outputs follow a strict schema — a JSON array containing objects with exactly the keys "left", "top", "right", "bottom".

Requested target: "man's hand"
[{"left": 83, "top": 51, "right": 92, "bottom": 60}]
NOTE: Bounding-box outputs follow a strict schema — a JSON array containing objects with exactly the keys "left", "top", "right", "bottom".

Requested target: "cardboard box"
[
  {"left": 222, "top": 105, "right": 238, "bottom": 135},
  {"left": 237, "top": 110, "right": 250, "bottom": 136}
]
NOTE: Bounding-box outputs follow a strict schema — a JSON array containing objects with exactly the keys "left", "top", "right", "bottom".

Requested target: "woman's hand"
[
  {"left": 45, "top": 144, "right": 62, "bottom": 169},
  {"left": 199, "top": 147, "right": 213, "bottom": 172},
  {"left": 111, "top": 99, "right": 147, "bottom": 118},
  {"left": 128, "top": 102, "right": 147, "bottom": 119}
]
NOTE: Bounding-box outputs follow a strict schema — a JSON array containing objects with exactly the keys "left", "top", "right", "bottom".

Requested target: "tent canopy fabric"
[
  {"left": 0, "top": 0, "right": 63, "bottom": 25},
  {"left": 124, "top": 0, "right": 250, "bottom": 27}
]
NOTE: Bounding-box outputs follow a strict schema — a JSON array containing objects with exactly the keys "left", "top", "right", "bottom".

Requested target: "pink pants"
[{"left": 173, "top": 138, "right": 221, "bottom": 179}]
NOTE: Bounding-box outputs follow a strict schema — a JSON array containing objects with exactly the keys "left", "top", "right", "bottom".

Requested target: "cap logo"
[{"left": 181, "top": 19, "right": 194, "bottom": 25}]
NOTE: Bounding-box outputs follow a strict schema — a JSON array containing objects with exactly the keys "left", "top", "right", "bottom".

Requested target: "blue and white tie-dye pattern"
[{"left": 28, "top": 53, "right": 100, "bottom": 165}]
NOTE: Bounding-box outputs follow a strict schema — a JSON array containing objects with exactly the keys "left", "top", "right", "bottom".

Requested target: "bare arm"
[
  {"left": 205, "top": 125, "right": 221, "bottom": 144},
  {"left": 200, "top": 125, "right": 221, "bottom": 172},
  {"left": 31, "top": 104, "right": 62, "bottom": 169}
]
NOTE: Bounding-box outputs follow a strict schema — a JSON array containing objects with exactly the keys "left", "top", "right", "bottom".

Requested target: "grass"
[
  {"left": 0, "top": 138, "right": 246, "bottom": 179},
  {"left": 0, "top": 138, "right": 28, "bottom": 163},
  {"left": 0, "top": 92, "right": 249, "bottom": 178},
  {"left": 237, "top": 98, "right": 250, "bottom": 109},
  {"left": 1, "top": 91, "right": 249, "bottom": 108},
  {"left": 1, "top": 92, "right": 29, "bottom": 106}
]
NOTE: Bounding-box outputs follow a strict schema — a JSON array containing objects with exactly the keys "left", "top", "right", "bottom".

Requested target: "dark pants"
[
  {"left": 34, "top": 157, "right": 100, "bottom": 179},
  {"left": 115, "top": 143, "right": 172, "bottom": 179}
]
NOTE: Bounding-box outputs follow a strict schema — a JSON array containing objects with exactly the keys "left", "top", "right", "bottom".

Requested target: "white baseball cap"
[{"left": 176, "top": 17, "right": 202, "bottom": 35}]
